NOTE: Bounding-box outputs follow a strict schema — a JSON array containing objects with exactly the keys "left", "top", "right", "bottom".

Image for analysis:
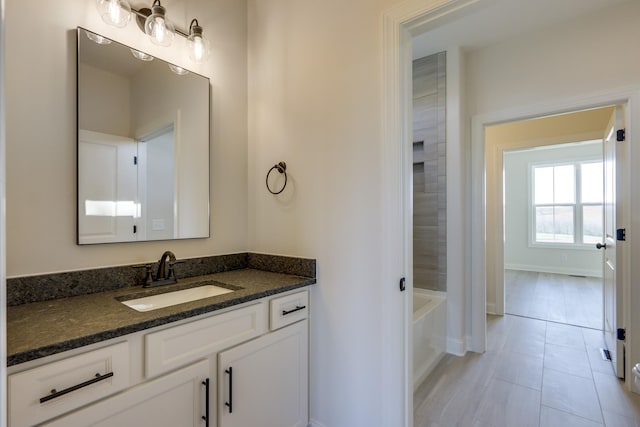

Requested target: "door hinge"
[
  {"left": 133, "top": 225, "right": 137, "bottom": 234},
  {"left": 617, "top": 128, "right": 626, "bottom": 142},
  {"left": 618, "top": 328, "right": 626, "bottom": 341},
  {"left": 134, "top": 156, "right": 138, "bottom": 165},
  {"left": 617, "top": 228, "right": 626, "bottom": 241}
]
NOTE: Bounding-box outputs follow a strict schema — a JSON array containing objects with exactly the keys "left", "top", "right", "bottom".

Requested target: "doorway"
[
  {"left": 489, "top": 107, "right": 613, "bottom": 331},
  {"left": 483, "top": 104, "right": 628, "bottom": 381}
]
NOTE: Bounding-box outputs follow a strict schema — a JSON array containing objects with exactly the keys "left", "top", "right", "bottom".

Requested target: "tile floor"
[
  {"left": 505, "top": 270, "right": 602, "bottom": 329},
  {"left": 414, "top": 314, "right": 640, "bottom": 427}
]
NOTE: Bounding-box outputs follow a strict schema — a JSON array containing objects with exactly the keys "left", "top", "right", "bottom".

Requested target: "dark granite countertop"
[{"left": 7, "top": 269, "right": 315, "bottom": 366}]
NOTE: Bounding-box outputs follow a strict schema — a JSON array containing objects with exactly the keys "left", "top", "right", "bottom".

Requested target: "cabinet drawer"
[
  {"left": 270, "top": 290, "right": 309, "bottom": 330},
  {"left": 41, "top": 360, "right": 210, "bottom": 427},
  {"left": 146, "top": 302, "right": 267, "bottom": 378},
  {"left": 8, "top": 341, "right": 130, "bottom": 426}
]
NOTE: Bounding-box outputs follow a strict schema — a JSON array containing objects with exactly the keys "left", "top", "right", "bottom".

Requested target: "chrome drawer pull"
[
  {"left": 39, "top": 372, "right": 114, "bottom": 404},
  {"left": 282, "top": 305, "right": 306, "bottom": 316}
]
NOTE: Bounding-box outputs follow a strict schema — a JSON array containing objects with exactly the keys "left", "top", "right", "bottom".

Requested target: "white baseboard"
[
  {"left": 486, "top": 303, "right": 496, "bottom": 314},
  {"left": 446, "top": 337, "right": 466, "bottom": 356},
  {"left": 505, "top": 263, "right": 602, "bottom": 278},
  {"left": 309, "top": 419, "right": 328, "bottom": 427}
]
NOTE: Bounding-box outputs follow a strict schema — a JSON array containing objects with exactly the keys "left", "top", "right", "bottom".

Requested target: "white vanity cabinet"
[{"left": 8, "top": 287, "right": 310, "bottom": 427}]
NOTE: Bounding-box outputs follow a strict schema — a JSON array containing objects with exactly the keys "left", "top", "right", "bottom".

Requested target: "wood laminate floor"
[
  {"left": 414, "top": 314, "right": 640, "bottom": 427},
  {"left": 505, "top": 270, "right": 602, "bottom": 329}
]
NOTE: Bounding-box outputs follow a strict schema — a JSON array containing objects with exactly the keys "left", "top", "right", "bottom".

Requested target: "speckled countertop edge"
[{"left": 7, "top": 269, "right": 316, "bottom": 366}]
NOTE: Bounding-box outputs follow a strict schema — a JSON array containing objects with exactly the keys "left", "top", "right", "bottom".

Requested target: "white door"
[
  {"left": 601, "top": 106, "right": 625, "bottom": 378},
  {"left": 78, "top": 130, "right": 138, "bottom": 244}
]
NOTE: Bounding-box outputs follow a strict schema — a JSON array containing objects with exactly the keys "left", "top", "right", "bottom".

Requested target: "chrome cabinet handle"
[{"left": 39, "top": 372, "right": 114, "bottom": 404}]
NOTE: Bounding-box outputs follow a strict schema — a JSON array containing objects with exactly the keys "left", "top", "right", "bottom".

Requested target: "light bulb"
[
  {"left": 96, "top": 0, "right": 131, "bottom": 28},
  {"left": 144, "top": 3, "right": 175, "bottom": 47},
  {"left": 187, "top": 19, "right": 210, "bottom": 64}
]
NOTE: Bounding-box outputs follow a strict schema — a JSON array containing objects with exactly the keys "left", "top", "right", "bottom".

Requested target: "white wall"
[
  {"left": 466, "top": 1, "right": 640, "bottom": 117},
  {"left": 247, "top": 0, "right": 404, "bottom": 425},
  {"left": 4, "top": 0, "right": 248, "bottom": 276},
  {"left": 504, "top": 143, "right": 603, "bottom": 277}
]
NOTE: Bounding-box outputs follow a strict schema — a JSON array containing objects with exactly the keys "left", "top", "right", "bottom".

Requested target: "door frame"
[
  {"left": 382, "top": 1, "right": 480, "bottom": 425},
  {"left": 472, "top": 90, "right": 636, "bottom": 384}
]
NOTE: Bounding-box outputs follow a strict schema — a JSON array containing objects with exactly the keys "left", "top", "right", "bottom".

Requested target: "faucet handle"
[
  {"left": 132, "top": 264, "right": 154, "bottom": 287},
  {"left": 167, "top": 259, "right": 185, "bottom": 280}
]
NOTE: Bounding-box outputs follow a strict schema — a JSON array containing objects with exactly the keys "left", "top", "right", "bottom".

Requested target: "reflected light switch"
[{"left": 152, "top": 219, "right": 165, "bottom": 230}]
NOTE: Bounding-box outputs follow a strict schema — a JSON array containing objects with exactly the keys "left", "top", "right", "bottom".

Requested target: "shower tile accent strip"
[{"left": 7, "top": 252, "right": 316, "bottom": 306}]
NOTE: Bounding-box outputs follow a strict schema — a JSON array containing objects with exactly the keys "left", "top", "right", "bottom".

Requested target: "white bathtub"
[{"left": 413, "top": 288, "right": 446, "bottom": 390}]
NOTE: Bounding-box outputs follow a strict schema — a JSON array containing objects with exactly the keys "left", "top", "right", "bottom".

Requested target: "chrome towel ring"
[{"left": 266, "top": 161, "right": 288, "bottom": 194}]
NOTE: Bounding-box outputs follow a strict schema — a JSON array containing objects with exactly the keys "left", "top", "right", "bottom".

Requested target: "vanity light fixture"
[
  {"left": 94, "top": 0, "right": 210, "bottom": 64},
  {"left": 96, "top": 0, "right": 131, "bottom": 28},
  {"left": 143, "top": 0, "right": 175, "bottom": 47},
  {"left": 187, "top": 19, "right": 210, "bottom": 64}
]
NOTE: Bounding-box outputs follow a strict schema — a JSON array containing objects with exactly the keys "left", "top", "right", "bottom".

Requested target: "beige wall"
[
  {"left": 78, "top": 63, "right": 131, "bottom": 137},
  {"left": 5, "top": 0, "right": 248, "bottom": 276},
  {"left": 247, "top": 0, "right": 401, "bottom": 425}
]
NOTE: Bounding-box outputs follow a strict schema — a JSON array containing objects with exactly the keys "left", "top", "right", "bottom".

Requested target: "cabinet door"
[
  {"left": 218, "top": 319, "right": 308, "bottom": 427},
  {"left": 43, "top": 360, "right": 211, "bottom": 427}
]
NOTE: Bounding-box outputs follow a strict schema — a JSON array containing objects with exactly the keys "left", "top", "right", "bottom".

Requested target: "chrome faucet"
[{"left": 134, "top": 251, "right": 181, "bottom": 287}]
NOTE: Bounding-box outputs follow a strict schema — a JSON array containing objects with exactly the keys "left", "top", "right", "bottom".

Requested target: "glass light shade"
[
  {"left": 144, "top": 4, "right": 175, "bottom": 47},
  {"left": 96, "top": 0, "right": 131, "bottom": 28},
  {"left": 86, "top": 31, "right": 112, "bottom": 45},
  {"left": 187, "top": 33, "right": 210, "bottom": 64},
  {"left": 130, "top": 49, "right": 154, "bottom": 61},
  {"left": 168, "top": 64, "right": 189, "bottom": 76}
]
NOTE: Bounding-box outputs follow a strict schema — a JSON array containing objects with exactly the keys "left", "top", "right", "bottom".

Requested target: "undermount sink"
[{"left": 121, "top": 285, "right": 234, "bottom": 312}]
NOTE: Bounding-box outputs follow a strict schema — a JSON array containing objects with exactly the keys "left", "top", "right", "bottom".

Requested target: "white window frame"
[{"left": 528, "top": 157, "right": 602, "bottom": 250}]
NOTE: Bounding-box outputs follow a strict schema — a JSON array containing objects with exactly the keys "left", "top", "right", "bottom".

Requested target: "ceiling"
[{"left": 412, "top": 0, "right": 631, "bottom": 58}]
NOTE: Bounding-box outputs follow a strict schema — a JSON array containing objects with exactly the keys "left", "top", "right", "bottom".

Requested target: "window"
[{"left": 531, "top": 161, "right": 603, "bottom": 246}]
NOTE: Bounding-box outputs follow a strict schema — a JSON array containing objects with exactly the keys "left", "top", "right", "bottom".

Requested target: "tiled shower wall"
[{"left": 413, "top": 52, "right": 446, "bottom": 292}]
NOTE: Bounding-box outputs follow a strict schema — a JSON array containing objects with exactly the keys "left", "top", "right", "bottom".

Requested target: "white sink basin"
[{"left": 121, "top": 285, "right": 234, "bottom": 312}]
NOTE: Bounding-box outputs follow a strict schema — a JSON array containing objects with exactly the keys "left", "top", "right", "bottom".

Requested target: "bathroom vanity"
[{"left": 6, "top": 257, "right": 314, "bottom": 427}]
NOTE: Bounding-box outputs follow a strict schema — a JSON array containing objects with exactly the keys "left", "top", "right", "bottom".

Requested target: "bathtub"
[{"left": 413, "top": 288, "right": 446, "bottom": 390}]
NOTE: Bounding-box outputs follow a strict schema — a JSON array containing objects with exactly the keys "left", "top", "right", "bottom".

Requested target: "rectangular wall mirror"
[{"left": 77, "top": 27, "right": 210, "bottom": 244}]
